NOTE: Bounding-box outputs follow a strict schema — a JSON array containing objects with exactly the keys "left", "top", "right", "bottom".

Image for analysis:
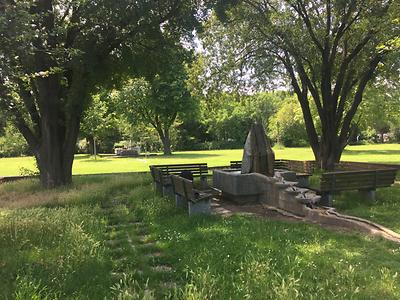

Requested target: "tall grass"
[{"left": 1, "top": 173, "right": 400, "bottom": 299}]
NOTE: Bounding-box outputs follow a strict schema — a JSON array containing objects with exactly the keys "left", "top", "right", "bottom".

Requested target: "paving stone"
[
  {"left": 111, "top": 272, "right": 124, "bottom": 278},
  {"left": 145, "top": 252, "right": 163, "bottom": 258},
  {"left": 139, "top": 242, "right": 158, "bottom": 252},
  {"left": 151, "top": 265, "right": 172, "bottom": 273},
  {"left": 159, "top": 282, "right": 177, "bottom": 290},
  {"left": 105, "top": 239, "right": 125, "bottom": 246},
  {"left": 115, "top": 256, "right": 129, "bottom": 262},
  {"left": 138, "top": 235, "right": 155, "bottom": 244},
  {"left": 136, "top": 228, "right": 149, "bottom": 235},
  {"left": 106, "top": 223, "right": 134, "bottom": 230},
  {"left": 109, "top": 247, "right": 125, "bottom": 253}
]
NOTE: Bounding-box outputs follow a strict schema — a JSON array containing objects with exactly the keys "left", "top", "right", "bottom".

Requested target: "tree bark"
[
  {"left": 87, "top": 136, "right": 94, "bottom": 155},
  {"left": 34, "top": 117, "right": 79, "bottom": 188},
  {"left": 160, "top": 130, "right": 172, "bottom": 155}
]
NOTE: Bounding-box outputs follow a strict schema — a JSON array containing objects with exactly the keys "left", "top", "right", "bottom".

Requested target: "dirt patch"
[
  {"left": 211, "top": 198, "right": 400, "bottom": 243},
  {"left": 212, "top": 199, "right": 299, "bottom": 222}
]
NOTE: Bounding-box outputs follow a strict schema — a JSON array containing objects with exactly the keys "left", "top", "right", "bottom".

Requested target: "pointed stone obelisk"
[{"left": 241, "top": 123, "right": 275, "bottom": 176}]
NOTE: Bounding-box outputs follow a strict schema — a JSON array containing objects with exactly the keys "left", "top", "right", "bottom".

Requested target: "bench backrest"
[
  {"left": 334, "top": 161, "right": 400, "bottom": 171},
  {"left": 182, "top": 178, "right": 195, "bottom": 201},
  {"left": 150, "top": 163, "right": 208, "bottom": 177},
  {"left": 230, "top": 161, "right": 242, "bottom": 169},
  {"left": 170, "top": 174, "right": 195, "bottom": 201},
  {"left": 320, "top": 169, "right": 397, "bottom": 192},
  {"left": 230, "top": 160, "right": 305, "bottom": 172}
]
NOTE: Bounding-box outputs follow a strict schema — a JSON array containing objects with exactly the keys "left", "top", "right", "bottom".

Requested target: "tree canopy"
[
  {"left": 116, "top": 42, "right": 195, "bottom": 155},
  {"left": 0, "top": 0, "right": 209, "bottom": 186},
  {"left": 215, "top": 0, "right": 400, "bottom": 169}
]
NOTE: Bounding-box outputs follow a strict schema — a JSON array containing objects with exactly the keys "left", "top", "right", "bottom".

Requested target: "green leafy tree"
[
  {"left": 80, "top": 93, "right": 122, "bottom": 155},
  {"left": 198, "top": 92, "right": 282, "bottom": 149},
  {"left": 116, "top": 45, "right": 195, "bottom": 155},
  {"left": 215, "top": 0, "right": 400, "bottom": 170},
  {"left": 358, "top": 79, "right": 400, "bottom": 143},
  {"left": 0, "top": 0, "right": 207, "bottom": 187},
  {"left": 0, "top": 123, "right": 30, "bottom": 157},
  {"left": 269, "top": 97, "right": 309, "bottom": 147}
]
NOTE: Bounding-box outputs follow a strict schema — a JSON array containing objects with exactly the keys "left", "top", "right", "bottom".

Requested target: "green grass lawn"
[
  {"left": 1, "top": 174, "right": 400, "bottom": 299},
  {"left": 1, "top": 143, "right": 399, "bottom": 176}
]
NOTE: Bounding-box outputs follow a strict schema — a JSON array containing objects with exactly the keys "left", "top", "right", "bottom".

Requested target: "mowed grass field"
[
  {"left": 1, "top": 174, "right": 400, "bottom": 299},
  {"left": 1, "top": 143, "right": 399, "bottom": 176}
]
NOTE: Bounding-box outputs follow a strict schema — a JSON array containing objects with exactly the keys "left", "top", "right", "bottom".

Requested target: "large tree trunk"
[
  {"left": 32, "top": 108, "right": 80, "bottom": 188},
  {"left": 319, "top": 132, "right": 344, "bottom": 171},
  {"left": 160, "top": 130, "right": 172, "bottom": 155},
  {"left": 154, "top": 123, "right": 172, "bottom": 155},
  {"left": 87, "top": 136, "right": 95, "bottom": 155}
]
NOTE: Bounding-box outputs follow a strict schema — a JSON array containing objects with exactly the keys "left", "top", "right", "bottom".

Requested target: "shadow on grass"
[
  {"left": 152, "top": 153, "right": 222, "bottom": 159},
  {"left": 153, "top": 211, "right": 400, "bottom": 299},
  {"left": 334, "top": 184, "right": 400, "bottom": 232},
  {"left": 343, "top": 149, "right": 400, "bottom": 157}
]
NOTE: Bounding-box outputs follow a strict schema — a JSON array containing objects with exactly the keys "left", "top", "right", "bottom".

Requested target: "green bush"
[
  {"left": 269, "top": 98, "right": 309, "bottom": 147},
  {"left": 391, "top": 127, "right": 400, "bottom": 143},
  {"left": 0, "top": 124, "right": 30, "bottom": 157},
  {"left": 201, "top": 93, "right": 280, "bottom": 150}
]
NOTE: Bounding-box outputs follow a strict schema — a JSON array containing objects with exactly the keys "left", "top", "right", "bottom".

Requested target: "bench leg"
[
  {"left": 155, "top": 182, "right": 163, "bottom": 195},
  {"left": 319, "top": 192, "right": 334, "bottom": 207},
  {"left": 175, "top": 194, "right": 188, "bottom": 209},
  {"left": 359, "top": 189, "right": 376, "bottom": 201},
  {"left": 188, "top": 199, "right": 211, "bottom": 215},
  {"left": 200, "top": 176, "right": 208, "bottom": 189}
]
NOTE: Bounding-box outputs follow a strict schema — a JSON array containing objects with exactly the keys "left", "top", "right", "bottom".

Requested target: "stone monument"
[
  {"left": 212, "top": 122, "right": 277, "bottom": 204},
  {"left": 241, "top": 122, "right": 275, "bottom": 176}
]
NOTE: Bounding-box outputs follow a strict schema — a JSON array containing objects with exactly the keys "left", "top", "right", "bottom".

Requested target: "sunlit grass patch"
[{"left": 1, "top": 143, "right": 399, "bottom": 176}]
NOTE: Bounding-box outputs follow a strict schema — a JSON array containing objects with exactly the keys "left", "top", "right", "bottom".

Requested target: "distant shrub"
[
  {"left": 269, "top": 99, "right": 309, "bottom": 147},
  {"left": 391, "top": 127, "right": 400, "bottom": 143},
  {"left": 0, "top": 124, "right": 30, "bottom": 157}
]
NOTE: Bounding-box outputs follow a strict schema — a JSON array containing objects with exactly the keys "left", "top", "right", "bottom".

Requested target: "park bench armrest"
[{"left": 192, "top": 189, "right": 212, "bottom": 203}]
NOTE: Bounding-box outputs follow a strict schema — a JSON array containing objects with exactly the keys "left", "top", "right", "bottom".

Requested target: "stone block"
[
  {"left": 359, "top": 189, "right": 376, "bottom": 201},
  {"left": 188, "top": 199, "right": 211, "bottom": 215},
  {"left": 175, "top": 194, "right": 187, "bottom": 209},
  {"left": 275, "top": 170, "right": 297, "bottom": 182},
  {"left": 320, "top": 192, "right": 334, "bottom": 207},
  {"left": 279, "top": 197, "right": 307, "bottom": 216},
  {"left": 296, "top": 177, "right": 309, "bottom": 188},
  {"left": 213, "top": 170, "right": 270, "bottom": 204}
]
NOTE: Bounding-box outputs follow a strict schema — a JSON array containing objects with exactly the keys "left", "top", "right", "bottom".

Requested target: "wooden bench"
[
  {"left": 150, "top": 163, "right": 209, "bottom": 196},
  {"left": 230, "top": 161, "right": 242, "bottom": 169},
  {"left": 316, "top": 168, "right": 397, "bottom": 206},
  {"left": 171, "top": 174, "right": 212, "bottom": 215}
]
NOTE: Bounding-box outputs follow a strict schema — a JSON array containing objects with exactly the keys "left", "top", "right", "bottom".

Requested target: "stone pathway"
[{"left": 101, "top": 200, "right": 176, "bottom": 297}]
